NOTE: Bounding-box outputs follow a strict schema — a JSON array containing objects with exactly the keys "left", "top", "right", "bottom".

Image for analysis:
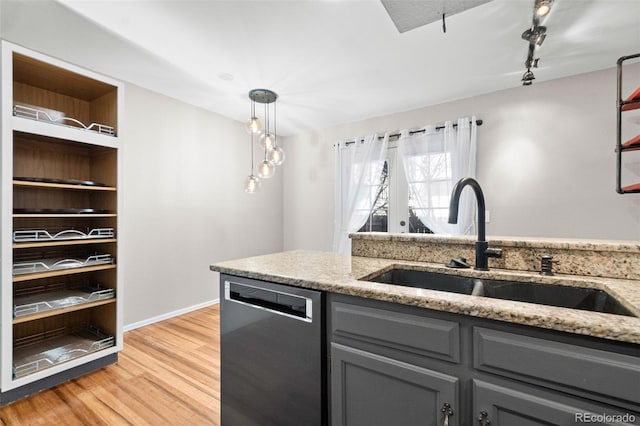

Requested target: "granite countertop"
[
  {"left": 350, "top": 232, "right": 640, "bottom": 252},
  {"left": 210, "top": 250, "right": 640, "bottom": 344}
]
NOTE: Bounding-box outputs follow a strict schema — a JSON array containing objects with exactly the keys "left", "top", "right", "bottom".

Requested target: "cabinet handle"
[
  {"left": 441, "top": 402, "right": 454, "bottom": 426},
  {"left": 477, "top": 410, "right": 491, "bottom": 426}
]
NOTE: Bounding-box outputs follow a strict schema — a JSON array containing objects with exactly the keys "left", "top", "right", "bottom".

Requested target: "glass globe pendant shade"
[
  {"left": 256, "top": 159, "right": 276, "bottom": 179},
  {"left": 266, "top": 146, "right": 285, "bottom": 166},
  {"left": 244, "top": 175, "right": 260, "bottom": 193},
  {"left": 259, "top": 132, "right": 276, "bottom": 150},
  {"left": 245, "top": 116, "right": 263, "bottom": 134}
]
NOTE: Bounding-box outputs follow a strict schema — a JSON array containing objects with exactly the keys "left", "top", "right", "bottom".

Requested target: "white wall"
[
  {"left": 1, "top": 1, "right": 284, "bottom": 327},
  {"left": 283, "top": 64, "right": 640, "bottom": 251},
  {"left": 122, "top": 84, "right": 283, "bottom": 326}
]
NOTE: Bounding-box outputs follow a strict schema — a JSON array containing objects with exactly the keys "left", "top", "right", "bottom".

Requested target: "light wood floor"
[{"left": 0, "top": 305, "right": 221, "bottom": 425}]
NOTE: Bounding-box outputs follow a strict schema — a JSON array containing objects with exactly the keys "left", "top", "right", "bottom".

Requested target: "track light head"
[
  {"left": 522, "top": 26, "right": 547, "bottom": 46},
  {"left": 522, "top": 68, "right": 536, "bottom": 86},
  {"left": 535, "top": 0, "right": 552, "bottom": 17}
]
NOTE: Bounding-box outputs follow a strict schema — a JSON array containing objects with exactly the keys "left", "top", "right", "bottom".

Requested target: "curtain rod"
[{"left": 344, "top": 119, "right": 483, "bottom": 145}]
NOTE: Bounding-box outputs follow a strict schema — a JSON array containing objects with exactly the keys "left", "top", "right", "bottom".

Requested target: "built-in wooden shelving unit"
[{"left": 1, "top": 41, "right": 123, "bottom": 403}]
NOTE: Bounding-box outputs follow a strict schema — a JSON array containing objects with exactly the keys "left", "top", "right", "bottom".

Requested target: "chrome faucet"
[{"left": 448, "top": 177, "right": 502, "bottom": 271}]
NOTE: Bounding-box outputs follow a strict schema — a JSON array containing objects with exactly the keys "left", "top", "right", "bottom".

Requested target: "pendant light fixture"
[{"left": 243, "top": 89, "right": 285, "bottom": 192}]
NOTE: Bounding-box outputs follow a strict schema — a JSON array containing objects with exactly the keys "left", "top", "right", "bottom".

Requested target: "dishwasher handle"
[{"left": 224, "top": 281, "right": 313, "bottom": 323}]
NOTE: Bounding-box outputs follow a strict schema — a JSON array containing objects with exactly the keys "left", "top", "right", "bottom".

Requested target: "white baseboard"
[{"left": 123, "top": 298, "right": 220, "bottom": 332}]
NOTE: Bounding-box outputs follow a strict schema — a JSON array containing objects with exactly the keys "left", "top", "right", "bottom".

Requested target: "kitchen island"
[{"left": 211, "top": 234, "right": 640, "bottom": 426}]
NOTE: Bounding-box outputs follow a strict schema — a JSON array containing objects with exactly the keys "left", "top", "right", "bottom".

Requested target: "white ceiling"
[{"left": 54, "top": 0, "right": 640, "bottom": 136}]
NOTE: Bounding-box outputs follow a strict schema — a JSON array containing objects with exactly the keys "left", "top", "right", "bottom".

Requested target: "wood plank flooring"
[{"left": 0, "top": 305, "right": 221, "bottom": 425}]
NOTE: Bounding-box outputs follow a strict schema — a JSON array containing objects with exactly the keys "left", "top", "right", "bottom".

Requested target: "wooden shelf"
[
  {"left": 13, "top": 51, "right": 117, "bottom": 135},
  {"left": 13, "top": 298, "right": 116, "bottom": 324},
  {"left": 621, "top": 183, "right": 640, "bottom": 193},
  {"left": 620, "top": 133, "right": 640, "bottom": 152},
  {"left": 2, "top": 41, "right": 122, "bottom": 393},
  {"left": 12, "top": 322, "right": 115, "bottom": 379},
  {"left": 621, "top": 86, "right": 640, "bottom": 110},
  {"left": 12, "top": 264, "right": 117, "bottom": 283},
  {"left": 13, "top": 53, "right": 115, "bottom": 101},
  {"left": 621, "top": 100, "right": 640, "bottom": 112},
  {"left": 616, "top": 54, "right": 640, "bottom": 194},
  {"left": 621, "top": 87, "right": 640, "bottom": 111},
  {"left": 12, "top": 117, "right": 119, "bottom": 150},
  {"left": 13, "top": 238, "right": 116, "bottom": 249},
  {"left": 13, "top": 180, "right": 116, "bottom": 192}
]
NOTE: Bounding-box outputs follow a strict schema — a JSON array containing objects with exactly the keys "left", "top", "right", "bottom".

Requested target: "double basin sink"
[{"left": 367, "top": 268, "right": 635, "bottom": 317}]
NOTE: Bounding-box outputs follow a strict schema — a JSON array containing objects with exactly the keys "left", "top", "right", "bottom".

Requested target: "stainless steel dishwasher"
[{"left": 220, "top": 274, "right": 325, "bottom": 426}]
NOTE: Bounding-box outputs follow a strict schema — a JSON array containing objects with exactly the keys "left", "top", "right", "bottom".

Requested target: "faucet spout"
[
  {"left": 448, "top": 177, "right": 501, "bottom": 271},
  {"left": 448, "top": 177, "right": 486, "bottom": 241}
]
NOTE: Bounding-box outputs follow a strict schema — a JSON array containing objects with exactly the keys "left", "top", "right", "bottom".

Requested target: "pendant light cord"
[
  {"left": 250, "top": 99, "right": 255, "bottom": 174},
  {"left": 273, "top": 100, "right": 277, "bottom": 148},
  {"left": 250, "top": 131, "right": 254, "bottom": 174},
  {"left": 264, "top": 102, "right": 269, "bottom": 160}
]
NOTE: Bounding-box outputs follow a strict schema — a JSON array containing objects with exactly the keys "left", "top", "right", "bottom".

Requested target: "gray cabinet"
[
  {"left": 329, "top": 293, "right": 640, "bottom": 426},
  {"left": 331, "top": 343, "right": 458, "bottom": 426},
  {"left": 473, "top": 327, "right": 640, "bottom": 409},
  {"left": 473, "top": 380, "right": 637, "bottom": 426}
]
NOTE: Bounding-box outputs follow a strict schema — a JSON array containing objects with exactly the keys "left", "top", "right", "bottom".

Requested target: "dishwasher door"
[{"left": 220, "top": 275, "right": 325, "bottom": 426}]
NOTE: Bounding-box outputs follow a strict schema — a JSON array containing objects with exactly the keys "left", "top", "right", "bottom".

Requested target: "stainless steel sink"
[
  {"left": 367, "top": 268, "right": 635, "bottom": 317},
  {"left": 369, "top": 269, "right": 478, "bottom": 295}
]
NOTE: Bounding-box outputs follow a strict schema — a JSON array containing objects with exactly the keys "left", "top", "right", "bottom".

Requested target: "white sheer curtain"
[
  {"left": 333, "top": 133, "right": 389, "bottom": 254},
  {"left": 397, "top": 116, "right": 477, "bottom": 235}
]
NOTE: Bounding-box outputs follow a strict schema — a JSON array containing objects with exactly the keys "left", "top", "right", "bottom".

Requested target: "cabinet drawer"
[
  {"left": 473, "top": 380, "right": 639, "bottom": 426},
  {"left": 331, "top": 302, "right": 460, "bottom": 363},
  {"left": 474, "top": 327, "right": 640, "bottom": 405}
]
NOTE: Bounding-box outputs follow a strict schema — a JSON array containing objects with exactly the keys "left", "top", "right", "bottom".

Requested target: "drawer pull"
[
  {"left": 477, "top": 410, "right": 491, "bottom": 425},
  {"left": 441, "top": 402, "right": 454, "bottom": 426}
]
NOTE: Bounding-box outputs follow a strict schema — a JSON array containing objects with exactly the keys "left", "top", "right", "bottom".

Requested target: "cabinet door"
[
  {"left": 331, "top": 343, "right": 458, "bottom": 426},
  {"left": 473, "top": 380, "right": 639, "bottom": 426}
]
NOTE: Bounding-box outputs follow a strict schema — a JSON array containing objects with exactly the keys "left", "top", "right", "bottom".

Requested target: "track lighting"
[
  {"left": 522, "top": 68, "right": 535, "bottom": 86},
  {"left": 522, "top": 25, "right": 547, "bottom": 46},
  {"left": 535, "top": 0, "right": 552, "bottom": 17},
  {"left": 520, "top": 0, "right": 551, "bottom": 86}
]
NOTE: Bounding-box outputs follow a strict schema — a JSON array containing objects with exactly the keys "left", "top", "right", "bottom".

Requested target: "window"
[
  {"left": 358, "top": 140, "right": 437, "bottom": 234},
  {"left": 358, "top": 161, "right": 389, "bottom": 232},
  {"left": 337, "top": 118, "right": 477, "bottom": 250},
  {"left": 404, "top": 139, "right": 452, "bottom": 230}
]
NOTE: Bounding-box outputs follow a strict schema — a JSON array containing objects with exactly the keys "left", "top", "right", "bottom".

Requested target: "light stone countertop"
[
  {"left": 350, "top": 232, "right": 640, "bottom": 253},
  {"left": 210, "top": 250, "right": 640, "bottom": 344}
]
